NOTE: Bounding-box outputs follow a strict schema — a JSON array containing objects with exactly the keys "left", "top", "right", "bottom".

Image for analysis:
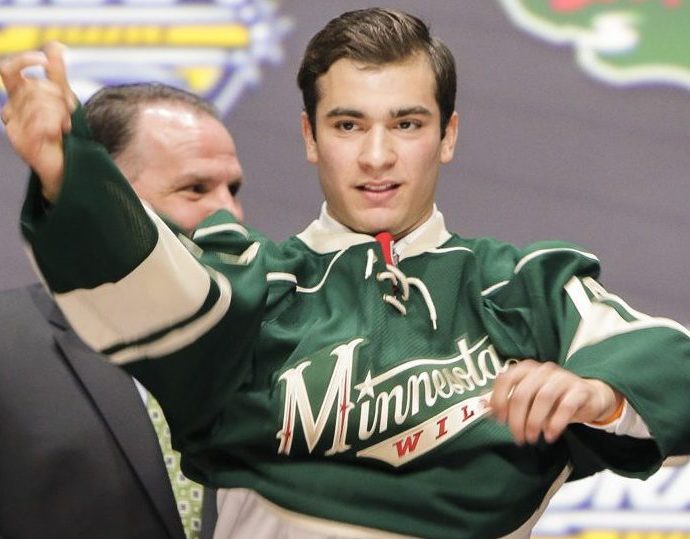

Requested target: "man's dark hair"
[
  {"left": 84, "top": 83, "right": 220, "bottom": 158},
  {"left": 297, "top": 7, "right": 457, "bottom": 138}
]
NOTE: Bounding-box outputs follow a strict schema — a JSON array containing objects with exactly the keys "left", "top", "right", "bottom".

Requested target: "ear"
[
  {"left": 301, "top": 111, "right": 318, "bottom": 164},
  {"left": 440, "top": 111, "right": 459, "bottom": 164}
]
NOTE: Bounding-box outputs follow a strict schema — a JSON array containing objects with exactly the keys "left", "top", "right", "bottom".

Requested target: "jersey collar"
[{"left": 296, "top": 203, "right": 451, "bottom": 261}]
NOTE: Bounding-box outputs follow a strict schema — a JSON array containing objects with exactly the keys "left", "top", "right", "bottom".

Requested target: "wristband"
[{"left": 591, "top": 397, "right": 625, "bottom": 426}]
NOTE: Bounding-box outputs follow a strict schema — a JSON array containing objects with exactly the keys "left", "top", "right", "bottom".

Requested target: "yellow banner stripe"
[{"left": 0, "top": 24, "right": 249, "bottom": 52}]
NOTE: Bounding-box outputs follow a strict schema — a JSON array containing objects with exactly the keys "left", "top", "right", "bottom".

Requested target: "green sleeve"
[
  {"left": 21, "top": 105, "right": 158, "bottom": 292},
  {"left": 19, "top": 106, "right": 276, "bottom": 451},
  {"left": 484, "top": 241, "right": 690, "bottom": 476}
]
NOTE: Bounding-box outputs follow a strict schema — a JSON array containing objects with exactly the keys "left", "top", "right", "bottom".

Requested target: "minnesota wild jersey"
[{"left": 21, "top": 110, "right": 690, "bottom": 539}]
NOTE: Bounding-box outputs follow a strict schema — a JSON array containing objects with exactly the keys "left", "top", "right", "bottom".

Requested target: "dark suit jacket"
[{"left": 0, "top": 285, "right": 216, "bottom": 539}]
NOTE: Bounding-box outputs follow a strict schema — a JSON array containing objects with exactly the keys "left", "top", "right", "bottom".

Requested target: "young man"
[
  {"left": 0, "top": 83, "right": 243, "bottom": 539},
  {"left": 2, "top": 9, "right": 690, "bottom": 539}
]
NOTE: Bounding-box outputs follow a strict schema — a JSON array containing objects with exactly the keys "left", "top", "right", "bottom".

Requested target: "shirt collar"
[{"left": 296, "top": 202, "right": 452, "bottom": 260}]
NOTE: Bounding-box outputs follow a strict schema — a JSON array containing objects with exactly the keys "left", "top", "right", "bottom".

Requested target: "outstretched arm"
[{"left": 0, "top": 42, "right": 76, "bottom": 201}]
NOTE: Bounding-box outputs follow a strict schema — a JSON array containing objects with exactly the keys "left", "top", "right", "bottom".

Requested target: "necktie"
[{"left": 146, "top": 392, "right": 204, "bottom": 539}]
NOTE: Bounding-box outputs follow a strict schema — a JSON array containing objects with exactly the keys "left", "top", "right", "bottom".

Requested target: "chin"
[
  {"left": 350, "top": 214, "right": 383, "bottom": 230},
  {"left": 351, "top": 214, "right": 399, "bottom": 236}
]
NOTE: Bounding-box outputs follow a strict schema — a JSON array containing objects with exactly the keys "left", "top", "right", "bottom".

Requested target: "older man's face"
[{"left": 117, "top": 103, "right": 244, "bottom": 233}]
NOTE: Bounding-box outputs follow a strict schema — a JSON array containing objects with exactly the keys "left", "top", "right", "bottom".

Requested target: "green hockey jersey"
[{"left": 21, "top": 110, "right": 690, "bottom": 539}]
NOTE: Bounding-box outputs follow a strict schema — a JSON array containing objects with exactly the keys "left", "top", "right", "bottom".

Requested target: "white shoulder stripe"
[
  {"left": 429, "top": 246, "right": 474, "bottom": 255},
  {"left": 481, "top": 280, "right": 509, "bottom": 296},
  {"left": 55, "top": 211, "right": 212, "bottom": 354},
  {"left": 193, "top": 222, "right": 249, "bottom": 241},
  {"left": 296, "top": 250, "right": 346, "bottom": 294},
  {"left": 110, "top": 268, "right": 232, "bottom": 364},
  {"left": 267, "top": 272, "right": 298, "bottom": 284},
  {"left": 514, "top": 247, "right": 599, "bottom": 274},
  {"left": 265, "top": 250, "right": 346, "bottom": 293}
]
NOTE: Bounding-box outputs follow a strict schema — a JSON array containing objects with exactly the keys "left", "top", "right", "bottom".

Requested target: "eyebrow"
[
  {"left": 325, "top": 108, "right": 365, "bottom": 119},
  {"left": 325, "top": 106, "right": 432, "bottom": 119},
  {"left": 391, "top": 106, "right": 432, "bottom": 118}
]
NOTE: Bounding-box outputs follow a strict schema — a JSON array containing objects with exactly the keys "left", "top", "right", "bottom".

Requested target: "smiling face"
[
  {"left": 116, "top": 103, "right": 244, "bottom": 233},
  {"left": 302, "top": 54, "right": 458, "bottom": 239}
]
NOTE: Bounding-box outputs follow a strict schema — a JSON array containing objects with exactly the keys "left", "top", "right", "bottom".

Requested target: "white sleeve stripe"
[
  {"left": 109, "top": 267, "right": 232, "bottom": 364},
  {"left": 565, "top": 276, "right": 690, "bottom": 360},
  {"left": 582, "top": 277, "right": 690, "bottom": 339},
  {"left": 568, "top": 311, "right": 690, "bottom": 360},
  {"left": 55, "top": 210, "right": 211, "bottom": 352},
  {"left": 564, "top": 277, "right": 593, "bottom": 319},
  {"left": 514, "top": 247, "right": 599, "bottom": 274}
]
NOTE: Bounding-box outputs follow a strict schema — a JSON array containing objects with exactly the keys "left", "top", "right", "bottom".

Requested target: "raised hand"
[
  {"left": 490, "top": 359, "right": 623, "bottom": 445},
  {"left": 0, "top": 42, "right": 76, "bottom": 201}
]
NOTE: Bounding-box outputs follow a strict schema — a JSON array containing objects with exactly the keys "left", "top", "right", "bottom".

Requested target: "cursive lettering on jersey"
[{"left": 276, "top": 335, "right": 516, "bottom": 466}]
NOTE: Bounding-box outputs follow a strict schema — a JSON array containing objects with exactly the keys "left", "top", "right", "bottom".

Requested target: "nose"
[
  {"left": 358, "top": 126, "right": 395, "bottom": 173},
  {"left": 210, "top": 187, "right": 244, "bottom": 222}
]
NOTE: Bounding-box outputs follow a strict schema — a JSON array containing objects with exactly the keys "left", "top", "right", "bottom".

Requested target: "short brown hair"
[
  {"left": 297, "top": 8, "right": 456, "bottom": 138},
  {"left": 84, "top": 83, "right": 219, "bottom": 158}
]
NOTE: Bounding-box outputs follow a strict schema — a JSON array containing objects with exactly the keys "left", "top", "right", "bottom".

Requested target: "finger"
[
  {"left": 523, "top": 372, "right": 572, "bottom": 444},
  {"left": 43, "top": 41, "right": 75, "bottom": 112},
  {"left": 544, "top": 390, "right": 586, "bottom": 443},
  {"left": 523, "top": 387, "right": 557, "bottom": 444},
  {"left": 504, "top": 371, "right": 546, "bottom": 445},
  {"left": 0, "top": 51, "right": 48, "bottom": 94},
  {"left": 491, "top": 371, "right": 516, "bottom": 424},
  {"left": 490, "top": 359, "right": 537, "bottom": 424},
  {"left": 503, "top": 361, "right": 566, "bottom": 445}
]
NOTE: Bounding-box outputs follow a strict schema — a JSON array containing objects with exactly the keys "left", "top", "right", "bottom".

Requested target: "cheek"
[
  {"left": 130, "top": 182, "right": 155, "bottom": 202},
  {"left": 318, "top": 152, "right": 355, "bottom": 197},
  {"left": 410, "top": 138, "right": 442, "bottom": 165},
  {"left": 155, "top": 199, "right": 198, "bottom": 230},
  {"left": 317, "top": 139, "right": 355, "bottom": 173},
  {"left": 404, "top": 142, "right": 442, "bottom": 182}
]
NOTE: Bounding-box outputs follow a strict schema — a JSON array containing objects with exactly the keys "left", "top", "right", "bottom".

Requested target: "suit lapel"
[{"left": 30, "top": 286, "right": 185, "bottom": 539}]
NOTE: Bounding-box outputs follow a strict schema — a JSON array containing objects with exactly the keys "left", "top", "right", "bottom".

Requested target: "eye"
[
  {"left": 229, "top": 182, "right": 241, "bottom": 196},
  {"left": 335, "top": 120, "right": 358, "bottom": 132},
  {"left": 186, "top": 183, "right": 209, "bottom": 195},
  {"left": 397, "top": 119, "right": 421, "bottom": 131}
]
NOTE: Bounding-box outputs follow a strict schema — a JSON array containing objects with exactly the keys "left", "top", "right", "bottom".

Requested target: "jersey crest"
[
  {"left": 276, "top": 335, "right": 515, "bottom": 467},
  {"left": 498, "top": 0, "right": 690, "bottom": 91}
]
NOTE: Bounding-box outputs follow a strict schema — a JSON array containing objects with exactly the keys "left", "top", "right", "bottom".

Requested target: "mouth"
[{"left": 356, "top": 182, "right": 400, "bottom": 193}]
